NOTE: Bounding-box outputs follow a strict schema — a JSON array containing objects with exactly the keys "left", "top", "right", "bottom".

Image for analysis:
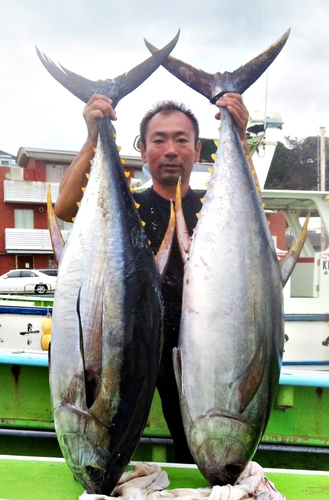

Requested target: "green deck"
[{"left": 0, "top": 456, "right": 328, "bottom": 499}]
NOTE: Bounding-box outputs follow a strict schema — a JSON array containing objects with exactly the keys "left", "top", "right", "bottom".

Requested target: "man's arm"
[{"left": 54, "top": 94, "right": 117, "bottom": 222}]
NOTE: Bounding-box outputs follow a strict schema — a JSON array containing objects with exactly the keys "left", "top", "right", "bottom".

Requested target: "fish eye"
[{"left": 86, "top": 465, "right": 104, "bottom": 482}]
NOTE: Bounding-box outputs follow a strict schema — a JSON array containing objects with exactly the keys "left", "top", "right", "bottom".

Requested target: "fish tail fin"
[
  {"left": 279, "top": 212, "right": 310, "bottom": 287},
  {"left": 36, "top": 31, "right": 180, "bottom": 106},
  {"left": 47, "top": 185, "right": 65, "bottom": 265},
  {"left": 145, "top": 30, "right": 290, "bottom": 101}
]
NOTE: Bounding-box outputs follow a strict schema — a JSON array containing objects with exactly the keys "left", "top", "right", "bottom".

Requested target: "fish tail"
[
  {"left": 36, "top": 31, "right": 180, "bottom": 106},
  {"left": 145, "top": 30, "right": 290, "bottom": 101}
]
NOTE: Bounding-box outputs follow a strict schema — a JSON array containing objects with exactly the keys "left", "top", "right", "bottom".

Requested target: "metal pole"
[
  {"left": 320, "top": 127, "right": 326, "bottom": 191},
  {"left": 320, "top": 127, "right": 327, "bottom": 250}
]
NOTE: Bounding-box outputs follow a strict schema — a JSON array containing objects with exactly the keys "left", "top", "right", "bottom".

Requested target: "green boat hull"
[{"left": 0, "top": 362, "right": 329, "bottom": 470}]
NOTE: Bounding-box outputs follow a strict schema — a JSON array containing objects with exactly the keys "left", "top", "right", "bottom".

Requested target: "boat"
[
  {"left": 0, "top": 294, "right": 53, "bottom": 355},
  {"left": 263, "top": 189, "right": 329, "bottom": 370},
  {"left": 0, "top": 264, "right": 328, "bottom": 473},
  {"left": 0, "top": 114, "right": 328, "bottom": 483}
]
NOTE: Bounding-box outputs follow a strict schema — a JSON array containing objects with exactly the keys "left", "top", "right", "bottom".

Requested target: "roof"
[
  {"left": 16, "top": 147, "right": 144, "bottom": 169},
  {"left": 16, "top": 147, "right": 78, "bottom": 167},
  {"left": 0, "top": 150, "right": 16, "bottom": 159}
]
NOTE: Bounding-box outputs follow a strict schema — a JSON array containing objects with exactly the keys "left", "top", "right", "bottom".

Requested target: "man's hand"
[
  {"left": 83, "top": 94, "right": 117, "bottom": 143},
  {"left": 214, "top": 93, "right": 249, "bottom": 140}
]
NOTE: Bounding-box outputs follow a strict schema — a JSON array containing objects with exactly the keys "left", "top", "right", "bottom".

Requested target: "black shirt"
[{"left": 133, "top": 187, "right": 205, "bottom": 330}]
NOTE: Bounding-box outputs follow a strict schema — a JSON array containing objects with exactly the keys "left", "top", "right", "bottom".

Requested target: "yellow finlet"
[
  {"left": 262, "top": 203, "right": 266, "bottom": 208},
  {"left": 117, "top": 146, "right": 121, "bottom": 152},
  {"left": 130, "top": 187, "right": 135, "bottom": 193},
  {"left": 81, "top": 187, "right": 86, "bottom": 193},
  {"left": 214, "top": 140, "right": 219, "bottom": 147},
  {"left": 204, "top": 182, "right": 209, "bottom": 189},
  {"left": 141, "top": 220, "right": 146, "bottom": 227},
  {"left": 246, "top": 154, "right": 251, "bottom": 161},
  {"left": 72, "top": 217, "right": 76, "bottom": 222},
  {"left": 211, "top": 154, "right": 217, "bottom": 161},
  {"left": 208, "top": 167, "right": 214, "bottom": 174},
  {"left": 92, "top": 147, "right": 97, "bottom": 153},
  {"left": 200, "top": 197, "right": 205, "bottom": 204},
  {"left": 76, "top": 201, "right": 81, "bottom": 207},
  {"left": 124, "top": 171, "right": 130, "bottom": 178},
  {"left": 86, "top": 173, "right": 90, "bottom": 179},
  {"left": 112, "top": 132, "right": 116, "bottom": 139},
  {"left": 135, "top": 202, "right": 140, "bottom": 209},
  {"left": 121, "top": 158, "right": 126, "bottom": 165},
  {"left": 196, "top": 213, "right": 200, "bottom": 219}
]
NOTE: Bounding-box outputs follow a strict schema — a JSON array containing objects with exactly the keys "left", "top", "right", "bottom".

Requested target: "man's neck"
[{"left": 152, "top": 180, "right": 190, "bottom": 201}]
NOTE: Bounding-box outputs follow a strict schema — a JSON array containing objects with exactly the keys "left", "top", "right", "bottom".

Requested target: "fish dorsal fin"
[
  {"left": 279, "top": 213, "right": 310, "bottom": 287},
  {"left": 47, "top": 185, "right": 65, "bottom": 266},
  {"left": 175, "top": 178, "right": 192, "bottom": 263},
  {"left": 155, "top": 200, "right": 175, "bottom": 279}
]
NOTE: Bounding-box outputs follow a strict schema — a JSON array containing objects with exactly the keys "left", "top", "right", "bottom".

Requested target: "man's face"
[{"left": 140, "top": 110, "right": 201, "bottom": 188}]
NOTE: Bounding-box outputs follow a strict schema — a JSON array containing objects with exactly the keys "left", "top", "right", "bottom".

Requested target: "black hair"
[{"left": 139, "top": 100, "right": 200, "bottom": 146}]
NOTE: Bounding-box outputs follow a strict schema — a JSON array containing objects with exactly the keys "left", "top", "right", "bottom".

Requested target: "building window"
[
  {"left": 1, "top": 160, "right": 10, "bottom": 165},
  {"left": 46, "top": 164, "right": 67, "bottom": 182},
  {"left": 14, "top": 209, "right": 34, "bottom": 229}
]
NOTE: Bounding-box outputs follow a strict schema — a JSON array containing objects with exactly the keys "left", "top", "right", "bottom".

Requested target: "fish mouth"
[{"left": 198, "top": 410, "right": 245, "bottom": 423}]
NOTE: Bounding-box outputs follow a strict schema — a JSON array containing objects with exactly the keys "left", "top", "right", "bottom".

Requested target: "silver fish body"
[
  {"left": 174, "top": 108, "right": 284, "bottom": 485},
  {"left": 50, "top": 118, "right": 163, "bottom": 494}
]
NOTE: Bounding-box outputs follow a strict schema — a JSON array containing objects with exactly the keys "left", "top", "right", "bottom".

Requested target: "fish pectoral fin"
[
  {"left": 237, "top": 335, "right": 267, "bottom": 413},
  {"left": 175, "top": 178, "right": 192, "bottom": 263},
  {"left": 47, "top": 185, "right": 65, "bottom": 265},
  {"left": 279, "top": 212, "right": 310, "bottom": 287},
  {"left": 85, "top": 370, "right": 101, "bottom": 409},
  {"left": 155, "top": 201, "right": 175, "bottom": 279},
  {"left": 173, "top": 347, "right": 183, "bottom": 392}
]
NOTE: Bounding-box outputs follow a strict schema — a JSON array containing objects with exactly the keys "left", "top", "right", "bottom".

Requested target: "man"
[{"left": 55, "top": 92, "right": 251, "bottom": 463}]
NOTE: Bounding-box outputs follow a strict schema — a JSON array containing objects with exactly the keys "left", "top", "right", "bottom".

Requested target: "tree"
[{"left": 265, "top": 136, "right": 329, "bottom": 191}]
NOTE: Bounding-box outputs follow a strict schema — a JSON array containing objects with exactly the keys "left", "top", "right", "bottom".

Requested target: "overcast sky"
[{"left": 1, "top": 0, "right": 329, "bottom": 158}]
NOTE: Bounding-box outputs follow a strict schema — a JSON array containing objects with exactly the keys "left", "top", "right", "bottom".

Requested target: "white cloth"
[{"left": 79, "top": 461, "right": 285, "bottom": 500}]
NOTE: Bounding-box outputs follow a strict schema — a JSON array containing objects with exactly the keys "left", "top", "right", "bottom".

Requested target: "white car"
[{"left": 0, "top": 269, "right": 57, "bottom": 295}]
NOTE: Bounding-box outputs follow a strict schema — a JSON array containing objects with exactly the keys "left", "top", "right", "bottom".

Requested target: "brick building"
[
  {"left": 0, "top": 148, "right": 145, "bottom": 276},
  {"left": 0, "top": 146, "right": 287, "bottom": 277}
]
